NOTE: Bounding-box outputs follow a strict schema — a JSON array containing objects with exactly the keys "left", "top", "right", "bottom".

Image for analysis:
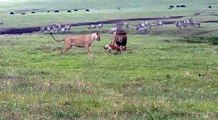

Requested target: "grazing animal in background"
[
  {"left": 40, "top": 24, "right": 72, "bottom": 33},
  {"left": 88, "top": 24, "right": 97, "bottom": 29},
  {"left": 169, "top": 5, "right": 174, "bottom": 9},
  {"left": 187, "top": 18, "right": 201, "bottom": 28},
  {"left": 136, "top": 26, "right": 149, "bottom": 34},
  {"left": 138, "top": 21, "right": 151, "bottom": 28},
  {"left": 194, "top": 21, "right": 201, "bottom": 28},
  {"left": 115, "top": 21, "right": 124, "bottom": 29},
  {"left": 180, "top": 5, "right": 186, "bottom": 8},
  {"left": 97, "top": 23, "right": 104, "bottom": 29},
  {"left": 40, "top": 26, "right": 53, "bottom": 33},
  {"left": 176, "top": 21, "right": 186, "bottom": 29},
  {"left": 60, "top": 24, "right": 71, "bottom": 32},
  {"left": 123, "top": 22, "right": 129, "bottom": 28},
  {"left": 157, "top": 20, "right": 163, "bottom": 27},
  {"left": 49, "top": 32, "right": 101, "bottom": 55},
  {"left": 175, "top": 18, "right": 201, "bottom": 29},
  {"left": 112, "top": 29, "right": 127, "bottom": 51}
]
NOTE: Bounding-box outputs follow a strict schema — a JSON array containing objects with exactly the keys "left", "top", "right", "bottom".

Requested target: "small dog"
[{"left": 103, "top": 44, "right": 121, "bottom": 54}]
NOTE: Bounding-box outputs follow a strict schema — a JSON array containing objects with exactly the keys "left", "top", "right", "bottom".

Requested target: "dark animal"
[
  {"left": 85, "top": 9, "right": 90, "bottom": 12},
  {"left": 10, "top": 12, "right": 14, "bottom": 15},
  {"left": 54, "top": 10, "right": 59, "bottom": 13},
  {"left": 180, "top": 5, "right": 186, "bottom": 7},
  {"left": 112, "top": 30, "right": 127, "bottom": 51},
  {"left": 169, "top": 5, "right": 174, "bottom": 9}
]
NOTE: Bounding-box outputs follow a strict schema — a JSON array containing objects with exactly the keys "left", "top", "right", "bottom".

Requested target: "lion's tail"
[{"left": 49, "top": 32, "right": 64, "bottom": 42}]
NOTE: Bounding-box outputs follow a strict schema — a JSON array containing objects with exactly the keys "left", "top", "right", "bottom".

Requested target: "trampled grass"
[{"left": 0, "top": 33, "right": 217, "bottom": 119}]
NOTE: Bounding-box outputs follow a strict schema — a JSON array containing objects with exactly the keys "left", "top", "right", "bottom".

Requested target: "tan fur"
[{"left": 50, "top": 33, "right": 100, "bottom": 55}]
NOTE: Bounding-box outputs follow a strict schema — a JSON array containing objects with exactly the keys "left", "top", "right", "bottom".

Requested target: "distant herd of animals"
[
  {"left": 38, "top": 17, "right": 201, "bottom": 35},
  {"left": 0, "top": 4, "right": 216, "bottom": 55},
  {"left": 6, "top": 4, "right": 218, "bottom": 15},
  {"left": 9, "top": 9, "right": 91, "bottom": 15},
  {"left": 168, "top": 4, "right": 217, "bottom": 9},
  {"left": 8, "top": 6, "right": 125, "bottom": 15}
]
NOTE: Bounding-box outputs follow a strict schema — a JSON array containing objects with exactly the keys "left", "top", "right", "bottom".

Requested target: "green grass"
[
  {"left": 0, "top": 0, "right": 217, "bottom": 28},
  {"left": 0, "top": 33, "right": 217, "bottom": 119},
  {"left": 0, "top": 0, "right": 218, "bottom": 119}
]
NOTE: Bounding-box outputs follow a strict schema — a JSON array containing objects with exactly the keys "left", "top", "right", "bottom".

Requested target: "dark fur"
[{"left": 114, "top": 30, "right": 127, "bottom": 50}]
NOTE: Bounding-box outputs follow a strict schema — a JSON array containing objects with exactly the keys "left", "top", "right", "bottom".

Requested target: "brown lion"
[
  {"left": 111, "top": 29, "right": 127, "bottom": 51},
  {"left": 50, "top": 32, "right": 101, "bottom": 55}
]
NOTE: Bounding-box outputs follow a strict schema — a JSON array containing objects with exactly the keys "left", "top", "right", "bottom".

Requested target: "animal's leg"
[
  {"left": 85, "top": 45, "right": 92, "bottom": 54},
  {"left": 61, "top": 45, "right": 72, "bottom": 55},
  {"left": 123, "top": 46, "right": 127, "bottom": 51}
]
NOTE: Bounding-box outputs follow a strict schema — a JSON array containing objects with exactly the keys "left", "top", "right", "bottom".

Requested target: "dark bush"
[
  {"left": 74, "top": 9, "right": 78, "bottom": 11},
  {"left": 67, "top": 10, "right": 71, "bottom": 13},
  {"left": 208, "top": 6, "right": 212, "bottom": 8}
]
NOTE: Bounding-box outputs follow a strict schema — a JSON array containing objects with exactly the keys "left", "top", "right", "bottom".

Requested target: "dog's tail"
[{"left": 49, "top": 32, "right": 64, "bottom": 42}]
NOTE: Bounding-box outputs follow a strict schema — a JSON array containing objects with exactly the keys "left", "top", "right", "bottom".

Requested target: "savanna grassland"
[{"left": 0, "top": 0, "right": 218, "bottom": 120}]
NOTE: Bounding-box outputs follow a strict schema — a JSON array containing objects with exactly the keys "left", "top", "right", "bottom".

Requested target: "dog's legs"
[{"left": 61, "top": 45, "right": 72, "bottom": 55}]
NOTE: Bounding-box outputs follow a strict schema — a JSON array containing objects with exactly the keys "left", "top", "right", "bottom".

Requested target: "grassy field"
[
  {"left": 0, "top": 0, "right": 217, "bottom": 28},
  {"left": 0, "top": 0, "right": 218, "bottom": 120},
  {"left": 0, "top": 33, "right": 217, "bottom": 120}
]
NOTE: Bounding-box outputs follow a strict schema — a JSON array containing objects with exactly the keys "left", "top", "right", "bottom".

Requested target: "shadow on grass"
[{"left": 183, "top": 36, "right": 218, "bottom": 45}]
